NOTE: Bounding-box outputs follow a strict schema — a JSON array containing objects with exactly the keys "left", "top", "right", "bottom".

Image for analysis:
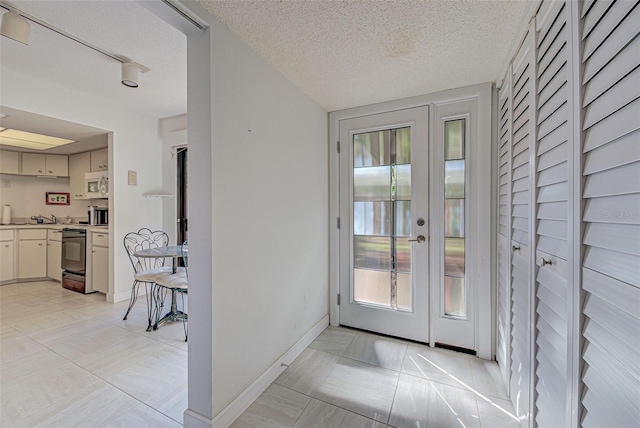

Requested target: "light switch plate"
[{"left": 128, "top": 170, "right": 137, "bottom": 186}]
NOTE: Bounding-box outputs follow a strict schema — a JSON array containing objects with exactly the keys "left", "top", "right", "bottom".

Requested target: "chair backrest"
[
  {"left": 124, "top": 228, "right": 169, "bottom": 274},
  {"left": 182, "top": 240, "right": 188, "bottom": 278}
]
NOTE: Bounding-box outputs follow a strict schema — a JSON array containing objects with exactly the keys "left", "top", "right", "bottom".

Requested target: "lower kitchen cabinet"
[
  {"left": 18, "top": 239, "right": 47, "bottom": 279},
  {"left": 0, "top": 231, "right": 14, "bottom": 282},
  {"left": 47, "top": 230, "right": 63, "bottom": 282},
  {"left": 91, "top": 231, "right": 109, "bottom": 293}
]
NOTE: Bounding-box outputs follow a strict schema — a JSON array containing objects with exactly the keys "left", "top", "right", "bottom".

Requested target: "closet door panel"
[
  {"left": 533, "top": 1, "right": 571, "bottom": 426},
  {"left": 580, "top": 1, "right": 640, "bottom": 426}
]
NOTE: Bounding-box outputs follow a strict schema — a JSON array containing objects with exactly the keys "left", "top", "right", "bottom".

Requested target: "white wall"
[
  {"left": 184, "top": 2, "right": 329, "bottom": 422},
  {"left": 0, "top": 68, "right": 166, "bottom": 303}
]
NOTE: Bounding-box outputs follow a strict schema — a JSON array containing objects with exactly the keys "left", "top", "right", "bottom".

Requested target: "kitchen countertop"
[{"left": 0, "top": 224, "right": 109, "bottom": 233}]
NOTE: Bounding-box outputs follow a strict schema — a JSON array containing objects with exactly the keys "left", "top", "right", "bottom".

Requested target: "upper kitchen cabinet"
[
  {"left": 90, "top": 148, "right": 108, "bottom": 172},
  {"left": 69, "top": 152, "right": 91, "bottom": 199},
  {"left": 21, "top": 153, "right": 68, "bottom": 177},
  {"left": 0, "top": 150, "right": 20, "bottom": 175}
]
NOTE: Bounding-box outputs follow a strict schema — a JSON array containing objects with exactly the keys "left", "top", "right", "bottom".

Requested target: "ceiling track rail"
[
  {"left": 0, "top": 1, "right": 126, "bottom": 64},
  {"left": 161, "top": 0, "right": 208, "bottom": 32}
]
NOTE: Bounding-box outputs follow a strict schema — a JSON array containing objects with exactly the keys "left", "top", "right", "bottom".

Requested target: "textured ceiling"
[
  {"left": 1, "top": 0, "right": 532, "bottom": 131},
  {"left": 200, "top": 0, "right": 533, "bottom": 111}
]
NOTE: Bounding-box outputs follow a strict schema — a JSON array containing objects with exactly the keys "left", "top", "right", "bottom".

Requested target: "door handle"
[{"left": 408, "top": 235, "right": 426, "bottom": 243}]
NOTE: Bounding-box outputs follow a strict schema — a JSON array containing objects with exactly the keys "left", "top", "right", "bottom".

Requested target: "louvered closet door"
[
  {"left": 580, "top": 0, "right": 640, "bottom": 426},
  {"left": 533, "top": 1, "right": 570, "bottom": 426},
  {"left": 497, "top": 78, "right": 512, "bottom": 388},
  {"left": 509, "top": 33, "right": 533, "bottom": 421}
]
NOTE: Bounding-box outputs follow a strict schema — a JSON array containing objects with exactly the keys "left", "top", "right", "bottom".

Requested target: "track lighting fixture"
[
  {"left": 121, "top": 62, "right": 139, "bottom": 88},
  {"left": 1, "top": 10, "right": 30, "bottom": 45}
]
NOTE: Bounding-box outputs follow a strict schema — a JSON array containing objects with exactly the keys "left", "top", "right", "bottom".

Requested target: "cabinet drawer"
[
  {"left": 93, "top": 232, "right": 109, "bottom": 247},
  {"left": 0, "top": 229, "right": 14, "bottom": 241},
  {"left": 48, "top": 229, "right": 63, "bottom": 241},
  {"left": 19, "top": 229, "right": 47, "bottom": 240}
]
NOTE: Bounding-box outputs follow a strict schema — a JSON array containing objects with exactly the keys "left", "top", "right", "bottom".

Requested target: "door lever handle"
[{"left": 408, "top": 235, "right": 426, "bottom": 243}]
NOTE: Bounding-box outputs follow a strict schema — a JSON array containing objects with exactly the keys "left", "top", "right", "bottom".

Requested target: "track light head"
[
  {"left": 121, "top": 62, "right": 139, "bottom": 88},
  {"left": 1, "top": 10, "right": 30, "bottom": 45}
]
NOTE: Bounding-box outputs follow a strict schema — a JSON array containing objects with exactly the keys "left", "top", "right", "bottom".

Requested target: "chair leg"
[
  {"left": 144, "top": 283, "right": 154, "bottom": 331},
  {"left": 180, "top": 291, "right": 188, "bottom": 342},
  {"left": 123, "top": 281, "right": 139, "bottom": 320}
]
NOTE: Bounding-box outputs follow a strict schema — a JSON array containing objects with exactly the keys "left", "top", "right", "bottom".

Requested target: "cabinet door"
[
  {"left": 47, "top": 239, "right": 62, "bottom": 282},
  {"left": 0, "top": 151, "right": 20, "bottom": 175},
  {"left": 0, "top": 241, "right": 14, "bottom": 282},
  {"left": 92, "top": 245, "right": 109, "bottom": 293},
  {"left": 90, "top": 149, "right": 108, "bottom": 172},
  {"left": 18, "top": 240, "right": 47, "bottom": 278},
  {"left": 69, "top": 152, "right": 91, "bottom": 199},
  {"left": 45, "top": 155, "right": 69, "bottom": 177},
  {"left": 21, "top": 153, "right": 46, "bottom": 176}
]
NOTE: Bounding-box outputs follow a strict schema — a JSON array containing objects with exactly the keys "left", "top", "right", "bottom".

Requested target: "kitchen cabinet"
[
  {"left": 69, "top": 152, "right": 91, "bottom": 200},
  {"left": 18, "top": 229, "right": 47, "bottom": 279},
  {"left": 0, "top": 230, "right": 15, "bottom": 282},
  {"left": 91, "top": 231, "right": 109, "bottom": 293},
  {"left": 47, "top": 229, "right": 62, "bottom": 282},
  {"left": 90, "top": 149, "right": 108, "bottom": 172},
  {"left": 0, "top": 150, "right": 20, "bottom": 175},
  {"left": 21, "top": 153, "right": 68, "bottom": 177}
]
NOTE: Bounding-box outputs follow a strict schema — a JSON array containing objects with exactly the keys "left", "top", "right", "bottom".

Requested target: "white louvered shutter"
[
  {"left": 497, "top": 75, "right": 512, "bottom": 389},
  {"left": 533, "top": 1, "right": 571, "bottom": 426},
  {"left": 509, "top": 29, "right": 533, "bottom": 422},
  {"left": 580, "top": 0, "right": 640, "bottom": 426}
]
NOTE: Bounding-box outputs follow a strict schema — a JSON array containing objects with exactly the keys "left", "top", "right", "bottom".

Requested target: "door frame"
[{"left": 329, "top": 83, "right": 494, "bottom": 358}]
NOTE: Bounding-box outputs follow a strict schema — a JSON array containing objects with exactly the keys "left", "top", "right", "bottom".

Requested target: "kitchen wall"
[
  {"left": 184, "top": 2, "right": 329, "bottom": 424},
  {"left": 0, "top": 67, "right": 165, "bottom": 304},
  {"left": 0, "top": 174, "right": 107, "bottom": 222}
]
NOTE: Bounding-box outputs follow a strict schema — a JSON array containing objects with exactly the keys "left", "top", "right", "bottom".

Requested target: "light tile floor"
[
  {"left": 233, "top": 327, "right": 521, "bottom": 428},
  {"left": 2, "top": 281, "right": 519, "bottom": 427},
  {"left": 0, "top": 280, "right": 187, "bottom": 427}
]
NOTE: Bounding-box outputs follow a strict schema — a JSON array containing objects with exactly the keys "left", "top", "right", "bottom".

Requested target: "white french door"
[{"left": 338, "top": 107, "right": 430, "bottom": 343}]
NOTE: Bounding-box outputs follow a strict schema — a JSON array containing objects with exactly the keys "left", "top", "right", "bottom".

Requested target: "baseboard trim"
[
  {"left": 187, "top": 314, "right": 329, "bottom": 428},
  {"left": 184, "top": 409, "right": 214, "bottom": 428}
]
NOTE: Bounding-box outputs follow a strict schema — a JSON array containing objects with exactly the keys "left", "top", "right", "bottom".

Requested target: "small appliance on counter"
[
  {"left": 88, "top": 206, "right": 108, "bottom": 225},
  {"left": 2, "top": 205, "right": 11, "bottom": 225}
]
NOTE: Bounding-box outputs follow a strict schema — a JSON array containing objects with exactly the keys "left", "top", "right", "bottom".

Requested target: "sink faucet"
[{"left": 31, "top": 214, "right": 56, "bottom": 224}]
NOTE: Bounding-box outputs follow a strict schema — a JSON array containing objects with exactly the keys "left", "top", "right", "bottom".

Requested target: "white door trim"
[{"left": 329, "top": 82, "right": 494, "bottom": 358}]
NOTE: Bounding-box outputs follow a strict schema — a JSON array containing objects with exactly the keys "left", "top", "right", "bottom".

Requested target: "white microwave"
[{"left": 85, "top": 171, "right": 109, "bottom": 198}]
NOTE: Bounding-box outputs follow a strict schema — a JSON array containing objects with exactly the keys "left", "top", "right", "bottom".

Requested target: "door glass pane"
[
  {"left": 397, "top": 273, "right": 412, "bottom": 311},
  {"left": 445, "top": 199, "right": 464, "bottom": 238},
  {"left": 352, "top": 126, "right": 414, "bottom": 312},
  {"left": 395, "top": 201, "right": 411, "bottom": 237},
  {"left": 445, "top": 160, "right": 465, "bottom": 198},
  {"left": 354, "top": 236, "right": 391, "bottom": 270},
  {"left": 445, "top": 238, "right": 465, "bottom": 277},
  {"left": 395, "top": 237, "right": 411, "bottom": 273},
  {"left": 396, "top": 127, "right": 411, "bottom": 164},
  {"left": 354, "top": 166, "right": 391, "bottom": 201},
  {"left": 444, "top": 276, "right": 465, "bottom": 317},
  {"left": 396, "top": 164, "right": 411, "bottom": 200},
  {"left": 354, "top": 130, "right": 391, "bottom": 167},
  {"left": 354, "top": 269, "right": 391, "bottom": 306},
  {"left": 354, "top": 202, "right": 391, "bottom": 236},
  {"left": 445, "top": 120, "right": 465, "bottom": 160},
  {"left": 443, "top": 119, "right": 466, "bottom": 320}
]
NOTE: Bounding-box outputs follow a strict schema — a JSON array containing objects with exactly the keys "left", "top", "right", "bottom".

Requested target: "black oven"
[{"left": 61, "top": 228, "right": 90, "bottom": 293}]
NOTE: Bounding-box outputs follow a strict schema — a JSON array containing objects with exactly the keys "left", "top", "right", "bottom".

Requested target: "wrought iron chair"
[
  {"left": 154, "top": 240, "right": 188, "bottom": 341},
  {"left": 123, "top": 228, "right": 173, "bottom": 329}
]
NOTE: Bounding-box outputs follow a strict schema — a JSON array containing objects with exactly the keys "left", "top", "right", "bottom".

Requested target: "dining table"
[{"left": 133, "top": 245, "right": 187, "bottom": 330}]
